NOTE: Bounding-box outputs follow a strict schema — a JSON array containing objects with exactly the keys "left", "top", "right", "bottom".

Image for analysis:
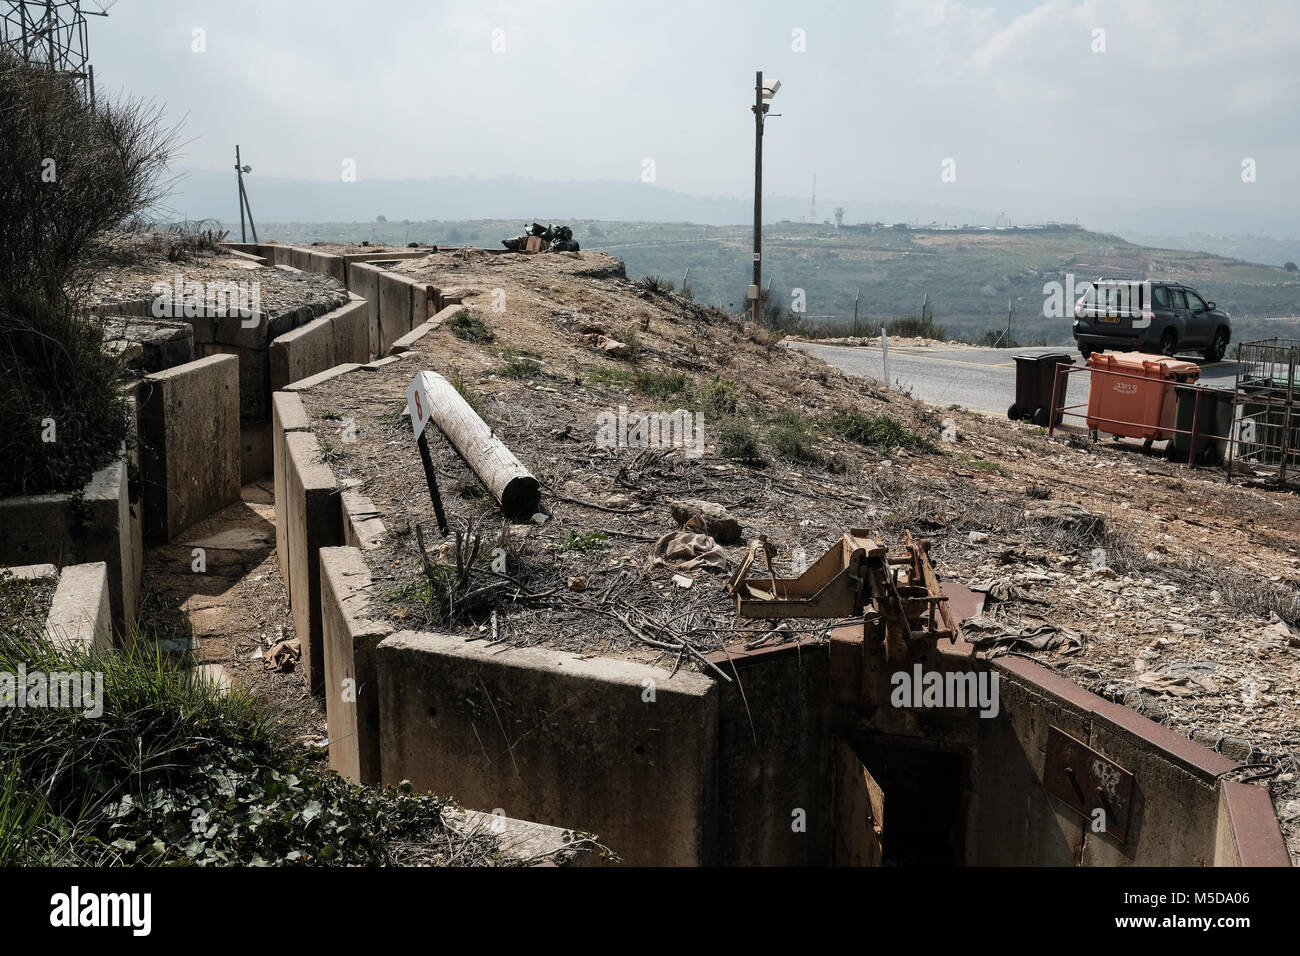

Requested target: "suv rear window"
[{"left": 1152, "top": 286, "right": 1169, "bottom": 307}]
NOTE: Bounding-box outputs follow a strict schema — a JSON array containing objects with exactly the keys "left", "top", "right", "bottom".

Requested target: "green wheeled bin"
[
  {"left": 1009, "top": 352, "right": 1072, "bottom": 427},
  {"left": 1169, "top": 386, "right": 1233, "bottom": 464}
]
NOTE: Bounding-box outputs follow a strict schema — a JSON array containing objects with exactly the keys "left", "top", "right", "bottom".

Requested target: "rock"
[
  {"left": 669, "top": 498, "right": 741, "bottom": 544},
  {"left": 566, "top": 576, "right": 587, "bottom": 592},
  {"left": 1219, "top": 736, "right": 1254, "bottom": 761},
  {"left": 1024, "top": 500, "right": 1105, "bottom": 538},
  {"left": 967, "top": 531, "right": 989, "bottom": 544},
  {"left": 940, "top": 418, "right": 959, "bottom": 443},
  {"left": 671, "top": 574, "right": 694, "bottom": 589}
]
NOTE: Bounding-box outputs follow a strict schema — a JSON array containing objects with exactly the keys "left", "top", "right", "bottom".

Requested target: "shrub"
[
  {"left": 448, "top": 366, "right": 485, "bottom": 417},
  {"left": 700, "top": 376, "right": 739, "bottom": 416},
  {"left": 635, "top": 370, "right": 688, "bottom": 399},
  {"left": 0, "top": 621, "right": 508, "bottom": 866},
  {"left": 499, "top": 356, "right": 543, "bottom": 379},
  {"left": 719, "top": 421, "right": 763, "bottom": 464},
  {"left": 0, "top": 54, "right": 175, "bottom": 496},
  {"left": 828, "top": 411, "right": 935, "bottom": 452},
  {"left": 634, "top": 274, "right": 672, "bottom": 294},
  {"left": 884, "top": 315, "right": 947, "bottom": 340},
  {"left": 0, "top": 53, "right": 177, "bottom": 299},
  {"left": 447, "top": 309, "right": 494, "bottom": 343},
  {"left": 767, "top": 412, "right": 822, "bottom": 463},
  {"left": 0, "top": 293, "right": 131, "bottom": 496}
]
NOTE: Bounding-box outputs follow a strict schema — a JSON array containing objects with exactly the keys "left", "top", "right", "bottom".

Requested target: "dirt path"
[{"left": 137, "top": 482, "right": 325, "bottom": 742}]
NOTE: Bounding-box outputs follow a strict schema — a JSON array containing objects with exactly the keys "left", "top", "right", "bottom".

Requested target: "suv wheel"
[
  {"left": 1159, "top": 329, "right": 1177, "bottom": 357},
  {"left": 1203, "top": 328, "right": 1228, "bottom": 363}
]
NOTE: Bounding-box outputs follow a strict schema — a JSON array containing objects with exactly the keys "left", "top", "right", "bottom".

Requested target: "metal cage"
[{"left": 1230, "top": 338, "right": 1300, "bottom": 484}]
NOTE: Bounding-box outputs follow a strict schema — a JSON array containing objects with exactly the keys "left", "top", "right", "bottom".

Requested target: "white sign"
[{"left": 406, "top": 371, "right": 435, "bottom": 441}]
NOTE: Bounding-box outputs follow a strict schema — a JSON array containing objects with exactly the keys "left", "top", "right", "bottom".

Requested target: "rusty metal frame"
[{"left": 726, "top": 530, "right": 954, "bottom": 664}]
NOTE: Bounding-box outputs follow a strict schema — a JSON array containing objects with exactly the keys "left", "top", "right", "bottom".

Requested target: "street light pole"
[{"left": 751, "top": 71, "right": 765, "bottom": 325}]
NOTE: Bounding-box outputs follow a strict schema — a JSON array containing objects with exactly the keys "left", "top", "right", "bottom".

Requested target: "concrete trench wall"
[
  {"left": 375, "top": 630, "right": 719, "bottom": 866},
  {"left": 319, "top": 546, "right": 392, "bottom": 784},
  {"left": 282, "top": 427, "right": 344, "bottom": 696},
  {"left": 3, "top": 562, "right": 113, "bottom": 653},
  {"left": 974, "top": 656, "right": 1290, "bottom": 867},
  {"left": 0, "top": 458, "right": 141, "bottom": 641},
  {"left": 222, "top": 242, "right": 465, "bottom": 365},
  {"left": 44, "top": 561, "right": 113, "bottom": 653},
  {"left": 267, "top": 295, "right": 369, "bottom": 392},
  {"left": 273, "top": 359, "right": 398, "bottom": 697},
  {"left": 136, "top": 354, "right": 242, "bottom": 542}
]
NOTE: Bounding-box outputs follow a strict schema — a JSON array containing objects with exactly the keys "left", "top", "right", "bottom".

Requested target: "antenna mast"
[{"left": 0, "top": 1, "right": 108, "bottom": 105}]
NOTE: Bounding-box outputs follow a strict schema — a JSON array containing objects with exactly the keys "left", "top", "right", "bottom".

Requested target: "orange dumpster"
[{"left": 1085, "top": 352, "right": 1201, "bottom": 442}]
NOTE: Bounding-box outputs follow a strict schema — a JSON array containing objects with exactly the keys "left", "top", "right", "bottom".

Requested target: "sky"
[{"left": 81, "top": 0, "right": 1300, "bottom": 231}]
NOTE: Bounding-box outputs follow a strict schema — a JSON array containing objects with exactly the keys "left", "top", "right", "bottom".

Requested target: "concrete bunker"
[{"left": 272, "top": 351, "right": 1286, "bottom": 867}]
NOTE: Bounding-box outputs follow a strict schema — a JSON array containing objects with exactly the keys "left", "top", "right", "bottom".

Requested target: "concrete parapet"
[
  {"left": 319, "top": 546, "right": 392, "bottom": 783},
  {"left": 282, "top": 431, "right": 343, "bottom": 695},
  {"left": 375, "top": 631, "right": 718, "bottom": 865},
  {"left": 45, "top": 561, "right": 112, "bottom": 653},
  {"left": 138, "top": 354, "right": 241, "bottom": 541},
  {"left": 0, "top": 459, "right": 140, "bottom": 640}
]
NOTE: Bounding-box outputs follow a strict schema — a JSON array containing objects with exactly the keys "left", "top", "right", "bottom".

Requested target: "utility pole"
[
  {"left": 853, "top": 287, "right": 861, "bottom": 336},
  {"left": 235, "top": 145, "right": 258, "bottom": 243},
  {"left": 751, "top": 70, "right": 765, "bottom": 325},
  {"left": 749, "top": 72, "right": 780, "bottom": 324}
]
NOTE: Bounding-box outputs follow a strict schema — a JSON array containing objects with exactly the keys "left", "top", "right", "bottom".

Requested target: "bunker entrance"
[{"left": 834, "top": 736, "right": 969, "bottom": 867}]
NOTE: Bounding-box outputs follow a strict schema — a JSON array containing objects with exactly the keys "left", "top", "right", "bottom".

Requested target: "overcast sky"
[{"left": 88, "top": 0, "right": 1300, "bottom": 229}]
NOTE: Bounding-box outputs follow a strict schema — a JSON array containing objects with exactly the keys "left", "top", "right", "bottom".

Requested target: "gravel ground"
[{"left": 81, "top": 231, "right": 348, "bottom": 318}]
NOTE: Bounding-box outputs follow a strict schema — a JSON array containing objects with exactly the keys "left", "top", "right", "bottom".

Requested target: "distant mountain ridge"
[{"left": 163, "top": 167, "right": 996, "bottom": 229}]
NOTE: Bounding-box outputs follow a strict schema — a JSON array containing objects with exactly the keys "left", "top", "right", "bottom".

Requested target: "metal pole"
[
  {"left": 1281, "top": 346, "right": 1296, "bottom": 484},
  {"left": 240, "top": 177, "right": 259, "bottom": 243},
  {"left": 417, "top": 431, "right": 450, "bottom": 536},
  {"left": 1047, "top": 363, "right": 1063, "bottom": 436},
  {"left": 236, "top": 146, "right": 246, "bottom": 243},
  {"left": 853, "top": 287, "right": 860, "bottom": 336},
  {"left": 752, "top": 70, "right": 763, "bottom": 326},
  {"left": 881, "top": 326, "right": 890, "bottom": 388},
  {"left": 1189, "top": 388, "right": 1202, "bottom": 470}
]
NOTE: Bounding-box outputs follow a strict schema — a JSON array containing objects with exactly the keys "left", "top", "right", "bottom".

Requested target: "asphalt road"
[{"left": 787, "top": 341, "right": 1241, "bottom": 424}]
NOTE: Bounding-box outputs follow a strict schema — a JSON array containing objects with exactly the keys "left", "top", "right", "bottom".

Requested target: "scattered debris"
[
  {"left": 962, "top": 616, "right": 1084, "bottom": 656},
  {"left": 647, "top": 531, "right": 727, "bottom": 574},
  {"left": 501, "top": 222, "right": 580, "bottom": 254},
  {"left": 670, "top": 499, "right": 742, "bottom": 544},
  {"left": 264, "top": 638, "right": 302, "bottom": 672}
]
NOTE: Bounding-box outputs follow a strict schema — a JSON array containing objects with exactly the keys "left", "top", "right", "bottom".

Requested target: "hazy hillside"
[{"left": 242, "top": 219, "right": 1300, "bottom": 346}]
